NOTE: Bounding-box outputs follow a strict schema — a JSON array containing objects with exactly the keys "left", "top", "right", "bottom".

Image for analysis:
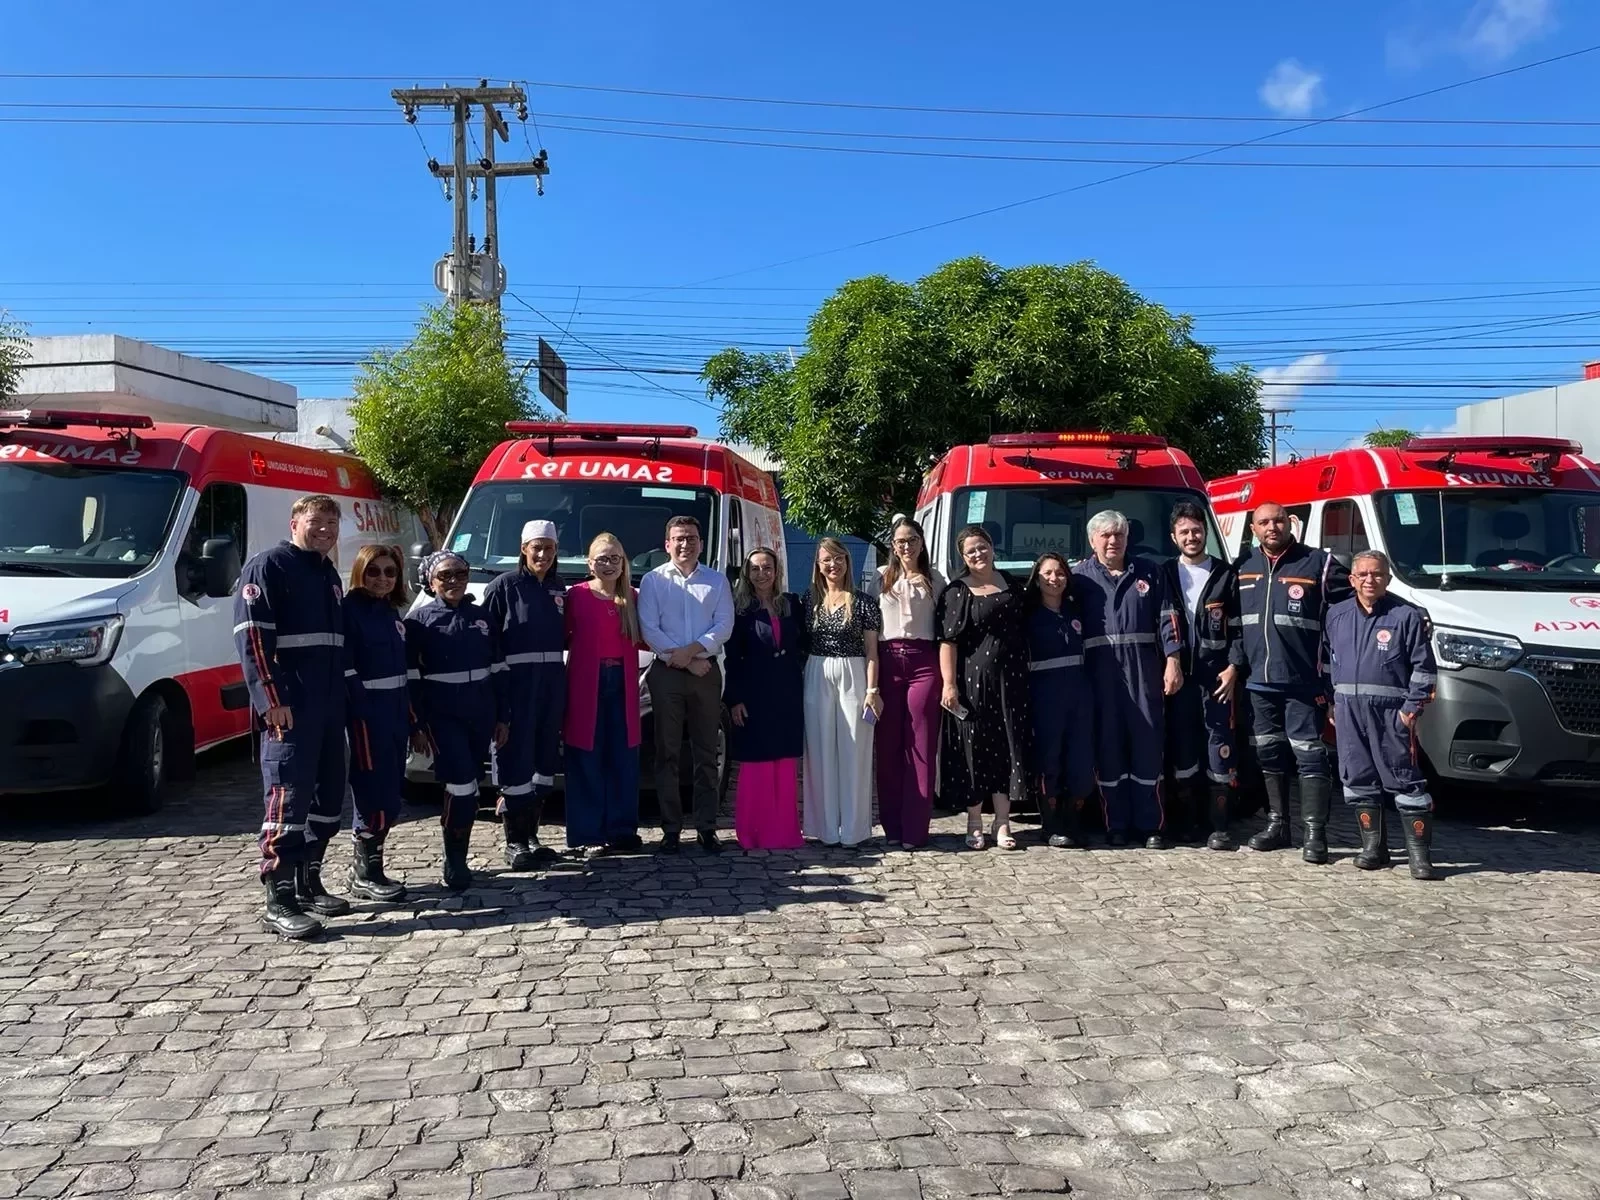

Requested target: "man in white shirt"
[{"left": 638, "top": 515, "right": 736, "bottom": 853}]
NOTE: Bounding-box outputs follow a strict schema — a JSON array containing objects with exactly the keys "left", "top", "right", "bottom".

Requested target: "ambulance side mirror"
[{"left": 200, "top": 536, "right": 242, "bottom": 599}]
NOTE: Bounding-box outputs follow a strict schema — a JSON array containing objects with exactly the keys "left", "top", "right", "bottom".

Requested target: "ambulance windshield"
[
  {"left": 950, "top": 486, "right": 1222, "bottom": 572},
  {"left": 1376, "top": 489, "right": 1600, "bottom": 589},
  {"left": 446, "top": 481, "right": 719, "bottom": 579},
  {"left": 0, "top": 462, "right": 186, "bottom": 578}
]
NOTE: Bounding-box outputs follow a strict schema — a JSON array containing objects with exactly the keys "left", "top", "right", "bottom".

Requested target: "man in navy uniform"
[
  {"left": 1325, "top": 549, "right": 1440, "bottom": 880},
  {"left": 1072, "top": 509, "right": 1185, "bottom": 849},
  {"left": 482, "top": 519, "right": 569, "bottom": 868},
  {"left": 1235, "top": 502, "right": 1350, "bottom": 864},
  {"left": 234, "top": 494, "right": 350, "bottom": 940},
  {"left": 1161, "top": 501, "right": 1245, "bottom": 850}
]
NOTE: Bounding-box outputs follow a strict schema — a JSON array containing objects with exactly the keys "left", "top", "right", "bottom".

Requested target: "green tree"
[
  {"left": 705, "top": 256, "right": 1264, "bottom": 538},
  {"left": 1363, "top": 428, "right": 1417, "bottom": 449},
  {"left": 350, "top": 303, "right": 547, "bottom": 546},
  {"left": 0, "top": 312, "right": 30, "bottom": 402}
]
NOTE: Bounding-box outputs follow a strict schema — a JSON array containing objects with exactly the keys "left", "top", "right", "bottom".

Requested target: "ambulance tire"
[{"left": 114, "top": 693, "right": 171, "bottom": 816}]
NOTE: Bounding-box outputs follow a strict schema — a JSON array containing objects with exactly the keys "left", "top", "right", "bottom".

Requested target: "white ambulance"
[{"left": 0, "top": 408, "right": 416, "bottom": 811}]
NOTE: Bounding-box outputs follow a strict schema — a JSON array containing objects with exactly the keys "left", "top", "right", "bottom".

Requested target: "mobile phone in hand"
[
  {"left": 942, "top": 699, "right": 970, "bottom": 721},
  {"left": 862, "top": 704, "right": 878, "bottom": 726}
]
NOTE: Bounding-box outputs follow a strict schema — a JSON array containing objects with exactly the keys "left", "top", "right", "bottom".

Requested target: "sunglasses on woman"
[{"left": 364, "top": 564, "right": 399, "bottom": 579}]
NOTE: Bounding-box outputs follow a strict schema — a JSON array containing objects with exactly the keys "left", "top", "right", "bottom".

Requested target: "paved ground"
[{"left": 2, "top": 750, "right": 1600, "bottom": 1200}]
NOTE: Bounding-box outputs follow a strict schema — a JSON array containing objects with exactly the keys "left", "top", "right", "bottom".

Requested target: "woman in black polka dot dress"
[{"left": 936, "top": 525, "right": 1032, "bottom": 850}]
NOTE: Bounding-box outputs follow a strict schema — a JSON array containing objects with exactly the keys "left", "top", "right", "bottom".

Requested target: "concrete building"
[
  {"left": 12, "top": 335, "right": 297, "bottom": 432},
  {"left": 1454, "top": 361, "right": 1600, "bottom": 448}
]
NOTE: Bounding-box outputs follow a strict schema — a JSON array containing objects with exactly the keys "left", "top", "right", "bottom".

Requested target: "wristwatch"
[{"left": 865, "top": 688, "right": 880, "bottom": 697}]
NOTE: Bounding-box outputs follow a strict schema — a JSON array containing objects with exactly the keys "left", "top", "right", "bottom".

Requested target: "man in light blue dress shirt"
[{"left": 638, "top": 515, "right": 736, "bottom": 853}]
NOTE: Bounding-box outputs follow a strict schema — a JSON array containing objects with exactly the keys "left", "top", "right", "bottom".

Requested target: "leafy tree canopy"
[
  {"left": 0, "top": 312, "right": 30, "bottom": 402},
  {"left": 350, "top": 303, "right": 547, "bottom": 546},
  {"left": 1363, "top": 428, "right": 1417, "bottom": 449},
  {"left": 705, "top": 256, "right": 1265, "bottom": 538}
]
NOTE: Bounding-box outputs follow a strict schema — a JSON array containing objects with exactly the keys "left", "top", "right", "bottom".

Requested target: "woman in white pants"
[{"left": 801, "top": 538, "right": 883, "bottom": 846}]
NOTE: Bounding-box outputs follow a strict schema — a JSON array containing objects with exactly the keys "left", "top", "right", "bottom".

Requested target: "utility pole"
[
  {"left": 1267, "top": 408, "right": 1293, "bottom": 466},
  {"left": 392, "top": 81, "right": 549, "bottom": 307}
]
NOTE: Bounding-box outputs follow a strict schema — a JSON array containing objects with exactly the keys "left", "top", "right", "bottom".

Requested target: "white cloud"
[
  {"left": 1258, "top": 59, "right": 1326, "bottom": 117},
  {"left": 1257, "top": 353, "right": 1336, "bottom": 412},
  {"left": 1462, "top": 0, "right": 1556, "bottom": 60}
]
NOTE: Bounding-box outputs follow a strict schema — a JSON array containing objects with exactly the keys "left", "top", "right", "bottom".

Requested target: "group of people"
[{"left": 235, "top": 493, "right": 1440, "bottom": 943}]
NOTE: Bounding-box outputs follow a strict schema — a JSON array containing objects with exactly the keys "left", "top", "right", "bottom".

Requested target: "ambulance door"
[
  {"left": 723, "top": 492, "right": 746, "bottom": 583},
  {"left": 175, "top": 478, "right": 251, "bottom": 747},
  {"left": 1313, "top": 497, "right": 1373, "bottom": 572}
]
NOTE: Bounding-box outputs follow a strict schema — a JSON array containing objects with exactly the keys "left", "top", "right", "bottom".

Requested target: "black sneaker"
[
  {"left": 658, "top": 831, "right": 681, "bottom": 855},
  {"left": 698, "top": 831, "right": 723, "bottom": 854},
  {"left": 1144, "top": 833, "right": 1170, "bottom": 851},
  {"left": 611, "top": 833, "right": 644, "bottom": 853}
]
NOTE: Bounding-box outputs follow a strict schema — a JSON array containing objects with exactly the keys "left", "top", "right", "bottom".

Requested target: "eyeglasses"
[
  {"left": 364, "top": 565, "right": 398, "bottom": 579},
  {"left": 592, "top": 554, "right": 623, "bottom": 566},
  {"left": 892, "top": 538, "right": 920, "bottom": 549},
  {"left": 962, "top": 546, "right": 990, "bottom": 559},
  {"left": 1352, "top": 571, "right": 1389, "bottom": 580},
  {"left": 434, "top": 570, "right": 469, "bottom": 583},
  {"left": 668, "top": 534, "right": 700, "bottom": 545}
]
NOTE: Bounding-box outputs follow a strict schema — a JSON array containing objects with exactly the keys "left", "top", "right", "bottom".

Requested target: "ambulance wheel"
[{"left": 114, "top": 693, "right": 170, "bottom": 816}]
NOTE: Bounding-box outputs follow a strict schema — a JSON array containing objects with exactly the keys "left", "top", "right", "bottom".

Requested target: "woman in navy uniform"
[
  {"left": 342, "top": 544, "right": 414, "bottom": 903},
  {"left": 1024, "top": 553, "right": 1095, "bottom": 848},
  {"left": 406, "top": 551, "right": 509, "bottom": 891}
]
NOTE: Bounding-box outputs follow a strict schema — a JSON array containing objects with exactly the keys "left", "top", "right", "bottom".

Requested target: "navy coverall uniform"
[
  {"left": 1236, "top": 541, "right": 1349, "bottom": 778},
  {"left": 234, "top": 541, "right": 347, "bottom": 877},
  {"left": 1026, "top": 600, "right": 1096, "bottom": 837},
  {"left": 481, "top": 565, "right": 567, "bottom": 827},
  {"left": 343, "top": 590, "right": 414, "bottom": 839},
  {"left": 1162, "top": 556, "right": 1245, "bottom": 834},
  {"left": 1325, "top": 595, "right": 1436, "bottom": 811},
  {"left": 406, "top": 597, "right": 508, "bottom": 832},
  {"left": 1071, "top": 556, "right": 1183, "bottom": 835}
]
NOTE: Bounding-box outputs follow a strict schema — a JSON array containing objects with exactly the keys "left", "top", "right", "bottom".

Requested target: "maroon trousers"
[{"left": 875, "top": 639, "right": 941, "bottom": 846}]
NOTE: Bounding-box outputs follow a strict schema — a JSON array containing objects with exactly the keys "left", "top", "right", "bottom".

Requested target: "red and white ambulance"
[
  {"left": 1210, "top": 436, "right": 1600, "bottom": 790},
  {"left": 913, "top": 431, "right": 1226, "bottom": 578},
  {"left": 413, "top": 422, "right": 787, "bottom": 795},
  {"left": 0, "top": 409, "right": 415, "bottom": 809}
]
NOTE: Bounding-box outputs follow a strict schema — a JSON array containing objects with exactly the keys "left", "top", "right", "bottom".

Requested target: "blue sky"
[{"left": 4, "top": 0, "right": 1599, "bottom": 457}]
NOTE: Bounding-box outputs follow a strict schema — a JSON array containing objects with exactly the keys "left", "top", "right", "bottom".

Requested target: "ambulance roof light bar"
[
  {"left": 1402, "top": 434, "right": 1581, "bottom": 472},
  {"left": 505, "top": 421, "right": 700, "bottom": 462},
  {"left": 0, "top": 409, "right": 155, "bottom": 431},
  {"left": 988, "top": 431, "right": 1168, "bottom": 470}
]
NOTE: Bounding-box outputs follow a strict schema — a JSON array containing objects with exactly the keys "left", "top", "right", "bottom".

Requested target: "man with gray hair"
[
  {"left": 1072, "top": 509, "right": 1185, "bottom": 848},
  {"left": 1323, "top": 549, "right": 1439, "bottom": 879}
]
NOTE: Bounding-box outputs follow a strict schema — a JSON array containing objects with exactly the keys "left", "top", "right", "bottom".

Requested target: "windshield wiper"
[{"left": 0, "top": 560, "right": 75, "bottom": 576}]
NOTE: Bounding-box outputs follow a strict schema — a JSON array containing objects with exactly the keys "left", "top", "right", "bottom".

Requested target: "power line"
[{"left": 618, "top": 42, "right": 1600, "bottom": 298}]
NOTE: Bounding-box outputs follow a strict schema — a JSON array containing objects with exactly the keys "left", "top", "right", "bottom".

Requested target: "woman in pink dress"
[
  {"left": 724, "top": 547, "right": 805, "bottom": 849},
  {"left": 563, "top": 533, "right": 645, "bottom": 853}
]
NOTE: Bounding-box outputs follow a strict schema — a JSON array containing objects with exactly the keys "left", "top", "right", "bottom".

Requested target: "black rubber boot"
[
  {"left": 528, "top": 797, "right": 557, "bottom": 862},
  {"left": 502, "top": 811, "right": 536, "bottom": 872},
  {"left": 1247, "top": 773, "right": 1291, "bottom": 851},
  {"left": 1300, "top": 775, "right": 1331, "bottom": 865},
  {"left": 441, "top": 828, "right": 474, "bottom": 892},
  {"left": 1352, "top": 805, "right": 1390, "bottom": 870},
  {"left": 263, "top": 868, "right": 322, "bottom": 940},
  {"left": 1205, "top": 784, "right": 1235, "bottom": 851},
  {"left": 296, "top": 847, "right": 352, "bottom": 917},
  {"left": 1402, "top": 811, "right": 1437, "bottom": 881},
  {"left": 349, "top": 833, "right": 407, "bottom": 902}
]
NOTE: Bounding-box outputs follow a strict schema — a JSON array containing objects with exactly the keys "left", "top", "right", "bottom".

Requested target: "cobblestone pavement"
[{"left": 2, "top": 750, "right": 1600, "bottom": 1200}]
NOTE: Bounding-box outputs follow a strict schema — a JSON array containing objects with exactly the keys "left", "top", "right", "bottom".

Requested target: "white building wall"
[{"left": 1455, "top": 378, "right": 1600, "bottom": 453}]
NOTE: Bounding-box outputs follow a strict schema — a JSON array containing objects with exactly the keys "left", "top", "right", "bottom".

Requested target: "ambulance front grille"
[{"left": 1521, "top": 655, "right": 1600, "bottom": 737}]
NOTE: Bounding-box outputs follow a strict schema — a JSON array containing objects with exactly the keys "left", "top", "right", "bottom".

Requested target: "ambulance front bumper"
[
  {"left": 0, "top": 661, "right": 135, "bottom": 793},
  {"left": 1419, "top": 657, "right": 1600, "bottom": 789}
]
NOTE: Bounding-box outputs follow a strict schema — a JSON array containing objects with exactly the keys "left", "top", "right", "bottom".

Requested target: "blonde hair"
[
  {"left": 734, "top": 547, "right": 790, "bottom": 617},
  {"left": 809, "top": 537, "right": 859, "bottom": 618},
  {"left": 348, "top": 543, "right": 411, "bottom": 609},
  {"left": 588, "top": 532, "right": 641, "bottom": 643}
]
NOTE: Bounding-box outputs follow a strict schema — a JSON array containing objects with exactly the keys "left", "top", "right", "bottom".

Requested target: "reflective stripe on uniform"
[
  {"left": 1028, "top": 654, "right": 1084, "bottom": 672},
  {"left": 362, "top": 674, "right": 409, "bottom": 691},
  {"left": 505, "top": 651, "right": 564, "bottom": 665},
  {"left": 235, "top": 620, "right": 276, "bottom": 634},
  {"left": 1173, "top": 764, "right": 1201, "bottom": 780},
  {"left": 1272, "top": 614, "right": 1321, "bottom": 631},
  {"left": 344, "top": 668, "right": 358, "bottom": 678},
  {"left": 533, "top": 773, "right": 556, "bottom": 787},
  {"left": 1084, "top": 633, "right": 1157, "bottom": 649},
  {"left": 1289, "top": 738, "right": 1323, "bottom": 752},
  {"left": 276, "top": 632, "right": 345, "bottom": 649},
  {"left": 1343, "top": 784, "right": 1384, "bottom": 799},
  {"left": 500, "top": 781, "right": 535, "bottom": 796},
  {"left": 1130, "top": 774, "right": 1161, "bottom": 786},
  {"left": 407, "top": 669, "right": 422, "bottom": 680},
  {"left": 1251, "top": 733, "right": 1287, "bottom": 747},
  {"left": 1206, "top": 769, "right": 1233, "bottom": 784},
  {"left": 490, "top": 662, "right": 509, "bottom": 673},
  {"left": 260, "top": 820, "right": 309, "bottom": 833},
  {"left": 307, "top": 813, "right": 341, "bottom": 824},
  {"left": 1411, "top": 671, "right": 1437, "bottom": 687},
  {"left": 1334, "top": 682, "right": 1408, "bottom": 699},
  {"left": 1198, "top": 637, "right": 1229, "bottom": 651},
  {"left": 444, "top": 781, "right": 480, "bottom": 797},
  {"left": 1241, "top": 613, "right": 1261, "bottom": 626},
  {"left": 425, "top": 668, "right": 491, "bottom": 683}
]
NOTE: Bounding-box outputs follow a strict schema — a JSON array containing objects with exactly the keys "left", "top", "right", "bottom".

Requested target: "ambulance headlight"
[
  {"left": 1432, "top": 626, "right": 1521, "bottom": 671},
  {"left": 5, "top": 615, "right": 125, "bottom": 667}
]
